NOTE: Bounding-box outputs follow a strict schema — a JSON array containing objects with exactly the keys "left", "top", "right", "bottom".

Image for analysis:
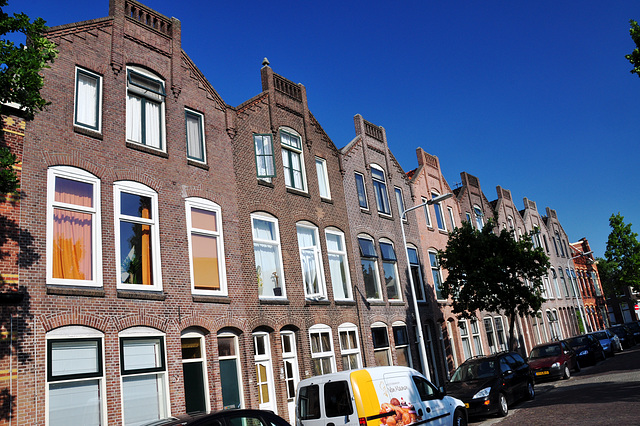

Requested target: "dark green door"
[
  {"left": 220, "top": 359, "right": 241, "bottom": 409},
  {"left": 183, "top": 361, "right": 206, "bottom": 413}
]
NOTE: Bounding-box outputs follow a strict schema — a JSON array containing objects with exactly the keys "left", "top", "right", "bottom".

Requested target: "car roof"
[{"left": 145, "top": 409, "right": 286, "bottom": 426}]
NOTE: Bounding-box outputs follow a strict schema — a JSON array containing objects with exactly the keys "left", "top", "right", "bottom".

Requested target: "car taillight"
[{"left": 359, "top": 418, "right": 367, "bottom": 426}]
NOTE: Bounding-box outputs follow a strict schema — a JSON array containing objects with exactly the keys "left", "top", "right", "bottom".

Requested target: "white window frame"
[
  {"left": 394, "top": 186, "right": 406, "bottom": 221},
  {"left": 429, "top": 250, "right": 445, "bottom": 300},
  {"left": 422, "top": 197, "right": 432, "bottom": 228},
  {"left": 119, "top": 327, "right": 169, "bottom": 426},
  {"left": 370, "top": 164, "right": 391, "bottom": 216},
  {"left": 392, "top": 321, "right": 412, "bottom": 368},
  {"left": 281, "top": 330, "right": 300, "bottom": 422},
  {"left": 308, "top": 324, "right": 336, "bottom": 375},
  {"left": 407, "top": 245, "right": 426, "bottom": 302},
  {"left": 114, "top": 181, "right": 162, "bottom": 291},
  {"left": 254, "top": 133, "right": 276, "bottom": 179},
  {"left": 473, "top": 205, "right": 484, "bottom": 230},
  {"left": 325, "top": 228, "right": 353, "bottom": 301},
  {"left": 46, "top": 326, "right": 106, "bottom": 426},
  {"left": 458, "top": 319, "right": 473, "bottom": 360},
  {"left": 185, "top": 108, "right": 206, "bottom": 163},
  {"left": 432, "top": 192, "right": 447, "bottom": 231},
  {"left": 371, "top": 322, "right": 391, "bottom": 366},
  {"left": 186, "top": 197, "right": 226, "bottom": 296},
  {"left": 46, "top": 166, "right": 102, "bottom": 287},
  {"left": 126, "top": 67, "right": 166, "bottom": 151},
  {"left": 380, "top": 239, "right": 402, "bottom": 301},
  {"left": 447, "top": 206, "right": 456, "bottom": 229},
  {"left": 251, "top": 212, "right": 286, "bottom": 299},
  {"left": 358, "top": 234, "right": 382, "bottom": 301},
  {"left": 217, "top": 332, "right": 244, "bottom": 409},
  {"left": 494, "top": 316, "right": 508, "bottom": 352},
  {"left": 315, "top": 157, "right": 331, "bottom": 199},
  {"left": 484, "top": 317, "right": 498, "bottom": 354},
  {"left": 296, "top": 222, "right": 327, "bottom": 300},
  {"left": 181, "top": 328, "right": 210, "bottom": 413},
  {"left": 354, "top": 172, "right": 369, "bottom": 210},
  {"left": 280, "top": 127, "right": 307, "bottom": 192},
  {"left": 338, "top": 323, "right": 362, "bottom": 370},
  {"left": 446, "top": 321, "right": 459, "bottom": 368},
  {"left": 74, "top": 67, "right": 102, "bottom": 132},
  {"left": 543, "top": 276, "right": 552, "bottom": 299},
  {"left": 551, "top": 269, "right": 561, "bottom": 299},
  {"left": 470, "top": 319, "right": 483, "bottom": 356},
  {"left": 253, "top": 332, "right": 277, "bottom": 412}
]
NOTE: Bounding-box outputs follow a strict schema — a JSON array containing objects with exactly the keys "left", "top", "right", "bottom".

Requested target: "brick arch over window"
[
  {"left": 249, "top": 315, "right": 305, "bottom": 333},
  {"left": 40, "top": 313, "right": 107, "bottom": 333},
  {"left": 113, "top": 170, "right": 164, "bottom": 192},
  {"left": 113, "top": 314, "right": 169, "bottom": 332},
  {"left": 42, "top": 152, "right": 114, "bottom": 182}
]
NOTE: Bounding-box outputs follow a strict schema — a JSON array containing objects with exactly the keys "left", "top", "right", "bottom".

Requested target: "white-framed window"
[
  {"left": 507, "top": 216, "right": 515, "bottom": 232},
  {"left": 309, "top": 324, "right": 335, "bottom": 375},
  {"left": 432, "top": 192, "right": 446, "bottom": 231},
  {"left": 114, "top": 181, "right": 162, "bottom": 291},
  {"left": 458, "top": 320, "right": 473, "bottom": 360},
  {"left": 280, "top": 128, "right": 306, "bottom": 191},
  {"left": 253, "top": 332, "right": 277, "bottom": 412},
  {"left": 371, "top": 322, "right": 391, "bottom": 366},
  {"left": 470, "top": 319, "right": 483, "bottom": 356},
  {"left": 181, "top": 328, "right": 209, "bottom": 414},
  {"left": 185, "top": 109, "right": 205, "bottom": 163},
  {"left": 447, "top": 206, "right": 456, "bottom": 229},
  {"left": 338, "top": 323, "right": 362, "bottom": 370},
  {"left": 473, "top": 206, "right": 484, "bottom": 230},
  {"left": 407, "top": 246, "right": 425, "bottom": 302},
  {"left": 296, "top": 222, "right": 326, "bottom": 300},
  {"left": 551, "top": 269, "right": 561, "bottom": 298},
  {"left": 422, "top": 197, "right": 432, "bottom": 227},
  {"left": 380, "top": 239, "right": 401, "bottom": 301},
  {"left": 315, "top": 157, "right": 331, "bottom": 199},
  {"left": 126, "top": 67, "right": 165, "bottom": 150},
  {"left": 358, "top": 235, "right": 382, "bottom": 300},
  {"left": 494, "top": 317, "right": 508, "bottom": 352},
  {"left": 254, "top": 133, "right": 276, "bottom": 179},
  {"left": 186, "top": 198, "right": 226, "bottom": 295},
  {"left": 394, "top": 186, "right": 406, "bottom": 221},
  {"left": 484, "top": 317, "right": 497, "bottom": 354},
  {"left": 47, "top": 166, "right": 102, "bottom": 287},
  {"left": 119, "top": 327, "right": 169, "bottom": 426},
  {"left": 281, "top": 330, "right": 300, "bottom": 422},
  {"left": 429, "top": 250, "right": 444, "bottom": 300},
  {"left": 543, "top": 276, "right": 552, "bottom": 299},
  {"left": 325, "top": 228, "right": 352, "bottom": 300},
  {"left": 354, "top": 172, "right": 369, "bottom": 210},
  {"left": 392, "top": 322, "right": 412, "bottom": 367},
  {"left": 559, "top": 268, "right": 569, "bottom": 297},
  {"left": 218, "top": 332, "right": 244, "bottom": 409},
  {"left": 252, "top": 212, "right": 286, "bottom": 299},
  {"left": 47, "top": 326, "right": 105, "bottom": 426},
  {"left": 567, "top": 268, "right": 577, "bottom": 297},
  {"left": 370, "top": 164, "right": 391, "bottom": 215},
  {"left": 74, "top": 67, "right": 102, "bottom": 132},
  {"left": 446, "top": 321, "right": 459, "bottom": 368}
]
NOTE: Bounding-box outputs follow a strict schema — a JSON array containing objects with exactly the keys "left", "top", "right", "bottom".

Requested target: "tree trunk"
[{"left": 508, "top": 313, "right": 517, "bottom": 352}]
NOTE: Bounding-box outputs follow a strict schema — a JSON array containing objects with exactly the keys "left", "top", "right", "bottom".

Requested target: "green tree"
[
  {"left": 625, "top": 19, "right": 640, "bottom": 78},
  {"left": 594, "top": 256, "right": 620, "bottom": 298},
  {"left": 604, "top": 213, "right": 640, "bottom": 293},
  {"left": 0, "top": 0, "right": 57, "bottom": 193},
  {"left": 439, "top": 221, "right": 550, "bottom": 351}
]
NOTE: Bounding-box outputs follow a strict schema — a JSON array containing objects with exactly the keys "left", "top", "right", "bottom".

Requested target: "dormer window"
[{"left": 126, "top": 67, "right": 166, "bottom": 150}]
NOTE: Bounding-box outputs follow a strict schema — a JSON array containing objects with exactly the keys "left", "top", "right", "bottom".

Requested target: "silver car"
[{"left": 589, "top": 329, "right": 621, "bottom": 356}]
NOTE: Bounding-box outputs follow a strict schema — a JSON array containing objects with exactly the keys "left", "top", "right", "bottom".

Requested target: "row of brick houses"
[{"left": 0, "top": 0, "right": 607, "bottom": 424}]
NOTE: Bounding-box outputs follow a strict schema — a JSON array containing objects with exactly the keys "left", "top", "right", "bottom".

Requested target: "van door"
[
  {"left": 411, "top": 375, "right": 451, "bottom": 426},
  {"left": 298, "top": 380, "right": 357, "bottom": 426}
]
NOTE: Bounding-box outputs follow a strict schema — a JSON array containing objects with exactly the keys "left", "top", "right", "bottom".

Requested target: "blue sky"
[{"left": 6, "top": 0, "right": 640, "bottom": 257}]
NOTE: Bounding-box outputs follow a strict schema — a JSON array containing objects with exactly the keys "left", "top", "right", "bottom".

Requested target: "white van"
[{"left": 296, "top": 367, "right": 466, "bottom": 426}]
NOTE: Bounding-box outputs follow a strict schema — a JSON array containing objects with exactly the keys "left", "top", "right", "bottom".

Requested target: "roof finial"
[{"left": 262, "top": 57, "right": 270, "bottom": 67}]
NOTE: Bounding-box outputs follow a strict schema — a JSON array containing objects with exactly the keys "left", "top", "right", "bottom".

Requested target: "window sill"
[
  {"left": 438, "top": 229, "right": 449, "bottom": 236},
  {"left": 335, "top": 300, "right": 356, "bottom": 306},
  {"left": 74, "top": 125, "right": 103, "bottom": 140},
  {"left": 320, "top": 197, "right": 333, "bottom": 204},
  {"left": 47, "top": 285, "right": 105, "bottom": 298},
  {"left": 305, "top": 299, "right": 330, "bottom": 306},
  {"left": 192, "top": 294, "right": 230, "bottom": 304},
  {"left": 286, "top": 187, "right": 311, "bottom": 198},
  {"left": 378, "top": 213, "right": 394, "bottom": 221},
  {"left": 367, "top": 300, "right": 386, "bottom": 306},
  {"left": 259, "top": 298, "right": 290, "bottom": 305},
  {"left": 117, "top": 289, "right": 166, "bottom": 301},
  {"left": 360, "top": 208, "right": 372, "bottom": 215},
  {"left": 389, "top": 300, "right": 406, "bottom": 306},
  {"left": 257, "top": 179, "right": 274, "bottom": 188},
  {"left": 188, "top": 159, "right": 209, "bottom": 170},
  {"left": 126, "top": 141, "right": 169, "bottom": 158}
]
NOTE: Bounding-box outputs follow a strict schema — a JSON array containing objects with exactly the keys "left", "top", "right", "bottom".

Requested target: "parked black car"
[
  {"left": 446, "top": 351, "right": 534, "bottom": 418},
  {"left": 566, "top": 334, "right": 606, "bottom": 366},
  {"left": 624, "top": 321, "right": 640, "bottom": 344},
  {"left": 143, "top": 409, "right": 291, "bottom": 426},
  {"left": 609, "top": 324, "right": 635, "bottom": 349}
]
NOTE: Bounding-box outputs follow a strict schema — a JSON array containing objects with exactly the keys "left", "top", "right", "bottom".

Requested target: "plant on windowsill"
[
  {"left": 256, "top": 266, "right": 263, "bottom": 296},
  {"left": 272, "top": 271, "right": 282, "bottom": 297}
]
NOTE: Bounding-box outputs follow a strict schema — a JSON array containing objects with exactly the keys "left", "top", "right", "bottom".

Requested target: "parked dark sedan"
[
  {"left": 143, "top": 409, "right": 291, "bottom": 426},
  {"left": 528, "top": 341, "right": 579, "bottom": 381},
  {"left": 566, "top": 334, "right": 606, "bottom": 366},
  {"left": 609, "top": 325, "right": 635, "bottom": 349},
  {"left": 624, "top": 321, "right": 640, "bottom": 344},
  {"left": 446, "top": 351, "right": 534, "bottom": 418}
]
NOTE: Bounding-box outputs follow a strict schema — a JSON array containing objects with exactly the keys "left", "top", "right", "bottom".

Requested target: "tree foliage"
[
  {"left": 625, "top": 20, "right": 640, "bottom": 78},
  {"left": 595, "top": 256, "right": 620, "bottom": 298},
  {"left": 604, "top": 213, "right": 640, "bottom": 293},
  {"left": 439, "top": 220, "right": 550, "bottom": 350}
]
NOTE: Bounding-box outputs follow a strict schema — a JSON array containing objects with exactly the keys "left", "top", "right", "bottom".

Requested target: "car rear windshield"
[
  {"left": 450, "top": 360, "right": 495, "bottom": 382},
  {"left": 529, "top": 344, "right": 561, "bottom": 359},
  {"left": 568, "top": 336, "right": 589, "bottom": 346},
  {"left": 591, "top": 332, "right": 607, "bottom": 340}
]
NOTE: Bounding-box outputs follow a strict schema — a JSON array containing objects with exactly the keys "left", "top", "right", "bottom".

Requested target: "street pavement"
[{"left": 469, "top": 345, "right": 640, "bottom": 426}]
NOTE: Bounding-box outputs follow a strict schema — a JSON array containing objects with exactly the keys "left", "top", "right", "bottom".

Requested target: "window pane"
[
  {"left": 361, "top": 259, "right": 380, "bottom": 299},
  {"left": 122, "top": 374, "right": 165, "bottom": 425},
  {"left": 374, "top": 350, "right": 391, "bottom": 366},
  {"left": 254, "top": 135, "right": 275, "bottom": 178},
  {"left": 192, "top": 233, "right": 220, "bottom": 290},
  {"left": 355, "top": 174, "right": 368, "bottom": 208},
  {"left": 145, "top": 100, "right": 161, "bottom": 149},
  {"left": 55, "top": 177, "right": 93, "bottom": 207},
  {"left": 325, "top": 381, "right": 353, "bottom": 417},
  {"left": 329, "top": 253, "right": 348, "bottom": 299},
  {"left": 254, "top": 243, "right": 281, "bottom": 297},
  {"left": 393, "top": 326, "right": 409, "bottom": 346},
  {"left": 186, "top": 112, "right": 203, "bottom": 161},
  {"left": 76, "top": 71, "right": 99, "bottom": 129},
  {"left": 181, "top": 337, "right": 202, "bottom": 360},
  {"left": 371, "top": 328, "right": 389, "bottom": 348},
  {"left": 316, "top": 159, "right": 330, "bottom": 198},
  {"left": 358, "top": 238, "right": 377, "bottom": 258},
  {"left": 191, "top": 208, "right": 217, "bottom": 232},
  {"left": 53, "top": 209, "right": 93, "bottom": 280},
  {"left": 383, "top": 261, "right": 399, "bottom": 300},
  {"left": 326, "top": 233, "right": 343, "bottom": 252},
  {"left": 126, "top": 94, "right": 142, "bottom": 142},
  {"left": 49, "top": 380, "right": 101, "bottom": 426},
  {"left": 50, "top": 340, "right": 99, "bottom": 378},
  {"left": 379, "top": 242, "right": 396, "bottom": 261},
  {"left": 395, "top": 188, "right": 405, "bottom": 219},
  {"left": 121, "top": 192, "right": 152, "bottom": 219},
  {"left": 218, "top": 337, "right": 236, "bottom": 357},
  {"left": 122, "top": 338, "right": 162, "bottom": 371},
  {"left": 253, "top": 218, "right": 275, "bottom": 241},
  {"left": 120, "top": 222, "right": 153, "bottom": 285}
]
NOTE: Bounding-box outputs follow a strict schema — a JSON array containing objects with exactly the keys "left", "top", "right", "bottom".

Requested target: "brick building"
[{"left": 570, "top": 238, "right": 607, "bottom": 331}]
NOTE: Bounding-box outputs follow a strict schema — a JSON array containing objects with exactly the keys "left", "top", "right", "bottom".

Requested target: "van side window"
[
  {"left": 298, "top": 385, "right": 321, "bottom": 420},
  {"left": 412, "top": 376, "right": 437, "bottom": 400},
  {"left": 325, "top": 381, "right": 353, "bottom": 417}
]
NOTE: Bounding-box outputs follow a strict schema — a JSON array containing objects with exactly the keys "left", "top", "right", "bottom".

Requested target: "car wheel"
[
  {"left": 453, "top": 408, "right": 467, "bottom": 426},
  {"left": 574, "top": 360, "right": 580, "bottom": 373},
  {"left": 562, "top": 364, "right": 571, "bottom": 379},
  {"left": 526, "top": 381, "right": 535, "bottom": 400},
  {"left": 497, "top": 393, "right": 508, "bottom": 417}
]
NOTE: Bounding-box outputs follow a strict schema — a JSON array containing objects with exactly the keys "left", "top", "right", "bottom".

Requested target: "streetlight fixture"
[
  {"left": 568, "top": 250, "right": 592, "bottom": 333},
  {"left": 400, "top": 192, "right": 453, "bottom": 382}
]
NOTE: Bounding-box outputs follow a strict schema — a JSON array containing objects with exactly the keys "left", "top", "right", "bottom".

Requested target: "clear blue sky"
[{"left": 6, "top": 0, "right": 640, "bottom": 257}]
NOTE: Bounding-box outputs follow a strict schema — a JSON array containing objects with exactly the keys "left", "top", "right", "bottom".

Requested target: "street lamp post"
[
  {"left": 401, "top": 193, "right": 453, "bottom": 382},
  {"left": 568, "top": 250, "right": 592, "bottom": 333}
]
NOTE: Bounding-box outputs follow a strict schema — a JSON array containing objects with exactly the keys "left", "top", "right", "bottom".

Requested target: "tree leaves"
[
  {"left": 625, "top": 20, "right": 640, "bottom": 78},
  {"left": 604, "top": 213, "right": 640, "bottom": 293}
]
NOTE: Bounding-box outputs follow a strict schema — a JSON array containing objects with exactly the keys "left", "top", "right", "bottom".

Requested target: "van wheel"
[
  {"left": 497, "top": 393, "right": 508, "bottom": 417},
  {"left": 453, "top": 408, "right": 467, "bottom": 426},
  {"left": 562, "top": 364, "right": 571, "bottom": 379}
]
